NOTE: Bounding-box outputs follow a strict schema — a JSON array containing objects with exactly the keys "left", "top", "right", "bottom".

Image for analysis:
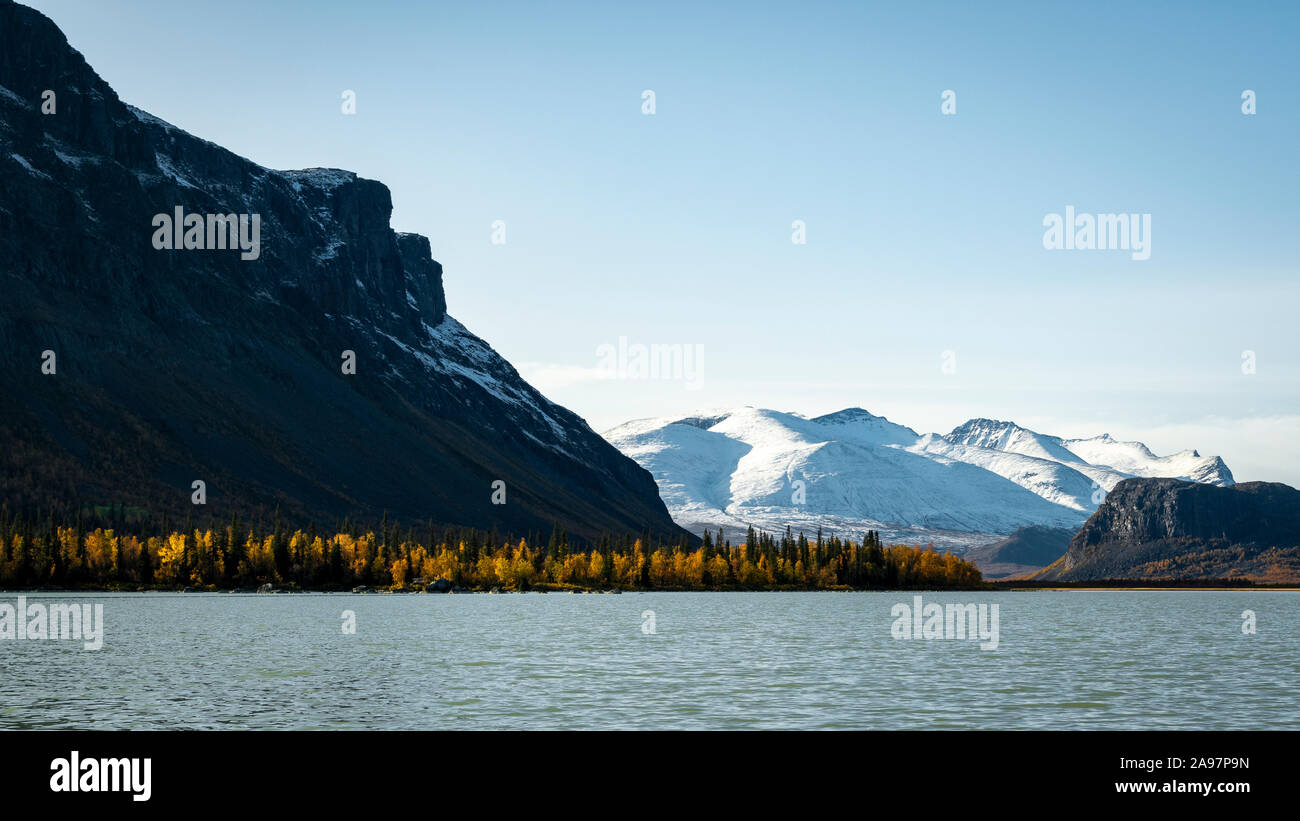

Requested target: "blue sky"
[{"left": 25, "top": 0, "right": 1300, "bottom": 483}]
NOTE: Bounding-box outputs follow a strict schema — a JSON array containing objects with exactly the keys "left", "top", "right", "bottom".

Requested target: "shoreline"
[{"left": 3, "top": 583, "right": 1298, "bottom": 594}]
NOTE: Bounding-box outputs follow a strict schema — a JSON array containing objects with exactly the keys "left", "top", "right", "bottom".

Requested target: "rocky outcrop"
[
  {"left": 0, "top": 1, "right": 689, "bottom": 544},
  {"left": 1035, "top": 478, "right": 1300, "bottom": 581}
]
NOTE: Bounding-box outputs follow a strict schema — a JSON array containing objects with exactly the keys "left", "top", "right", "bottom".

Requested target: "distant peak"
[
  {"left": 962, "top": 417, "right": 1017, "bottom": 427},
  {"left": 948, "top": 418, "right": 1024, "bottom": 435},
  {"left": 671, "top": 411, "right": 732, "bottom": 430},
  {"left": 811, "top": 407, "right": 883, "bottom": 424}
]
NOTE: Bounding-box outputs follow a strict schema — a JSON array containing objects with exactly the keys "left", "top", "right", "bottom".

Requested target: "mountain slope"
[
  {"left": 1034, "top": 479, "right": 1300, "bottom": 582},
  {"left": 0, "top": 1, "right": 688, "bottom": 542},
  {"left": 605, "top": 407, "right": 1234, "bottom": 547},
  {"left": 964, "top": 525, "right": 1074, "bottom": 579}
]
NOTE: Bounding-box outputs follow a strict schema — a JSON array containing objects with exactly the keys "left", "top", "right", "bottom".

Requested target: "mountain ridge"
[{"left": 604, "top": 406, "right": 1234, "bottom": 547}]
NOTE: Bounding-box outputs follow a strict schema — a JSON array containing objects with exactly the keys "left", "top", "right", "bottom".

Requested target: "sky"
[{"left": 23, "top": 0, "right": 1300, "bottom": 484}]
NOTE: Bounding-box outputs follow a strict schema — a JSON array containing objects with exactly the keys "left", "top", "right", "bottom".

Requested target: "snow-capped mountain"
[{"left": 604, "top": 408, "right": 1234, "bottom": 549}]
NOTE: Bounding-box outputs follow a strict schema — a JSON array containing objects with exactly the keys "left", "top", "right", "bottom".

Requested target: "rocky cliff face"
[
  {"left": 0, "top": 0, "right": 688, "bottom": 542},
  {"left": 1036, "top": 478, "right": 1300, "bottom": 581}
]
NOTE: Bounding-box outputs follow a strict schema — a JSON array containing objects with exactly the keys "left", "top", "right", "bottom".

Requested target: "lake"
[{"left": 1, "top": 590, "right": 1295, "bottom": 730}]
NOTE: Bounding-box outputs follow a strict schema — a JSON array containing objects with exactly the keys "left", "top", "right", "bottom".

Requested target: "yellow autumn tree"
[{"left": 157, "top": 532, "right": 187, "bottom": 585}]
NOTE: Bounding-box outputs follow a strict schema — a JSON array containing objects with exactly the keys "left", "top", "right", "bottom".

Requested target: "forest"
[{"left": 0, "top": 508, "right": 984, "bottom": 591}]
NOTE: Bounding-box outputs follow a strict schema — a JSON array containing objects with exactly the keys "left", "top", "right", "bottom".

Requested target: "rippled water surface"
[{"left": 2, "top": 590, "right": 1296, "bottom": 729}]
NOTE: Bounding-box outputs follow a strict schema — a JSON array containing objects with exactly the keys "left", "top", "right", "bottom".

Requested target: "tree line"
[{"left": 0, "top": 508, "right": 983, "bottom": 591}]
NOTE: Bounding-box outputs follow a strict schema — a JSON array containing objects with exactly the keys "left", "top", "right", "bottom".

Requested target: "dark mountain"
[
  {"left": 0, "top": 0, "right": 689, "bottom": 542},
  {"left": 1034, "top": 478, "right": 1300, "bottom": 582},
  {"left": 964, "top": 525, "right": 1073, "bottom": 579}
]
